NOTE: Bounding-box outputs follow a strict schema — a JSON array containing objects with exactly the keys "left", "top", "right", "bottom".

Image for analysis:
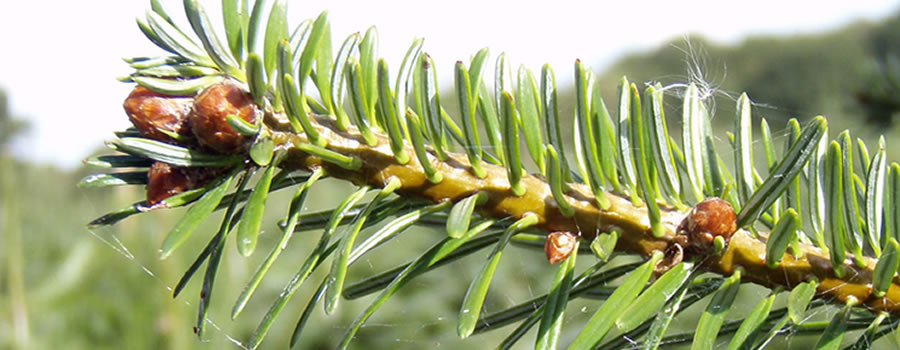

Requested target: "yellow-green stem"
[{"left": 259, "top": 108, "right": 900, "bottom": 314}]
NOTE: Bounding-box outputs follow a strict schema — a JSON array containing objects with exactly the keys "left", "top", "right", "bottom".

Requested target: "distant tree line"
[{"left": 596, "top": 10, "right": 900, "bottom": 127}]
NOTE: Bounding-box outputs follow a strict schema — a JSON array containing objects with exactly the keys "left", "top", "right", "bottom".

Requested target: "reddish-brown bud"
[
  {"left": 545, "top": 231, "right": 577, "bottom": 264},
  {"left": 189, "top": 80, "right": 258, "bottom": 154},
  {"left": 146, "top": 162, "right": 190, "bottom": 206},
  {"left": 678, "top": 197, "right": 737, "bottom": 246},
  {"left": 146, "top": 162, "right": 222, "bottom": 206},
  {"left": 123, "top": 86, "right": 192, "bottom": 142}
]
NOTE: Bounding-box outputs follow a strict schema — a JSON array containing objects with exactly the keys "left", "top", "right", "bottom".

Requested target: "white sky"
[{"left": 1, "top": 0, "right": 897, "bottom": 169}]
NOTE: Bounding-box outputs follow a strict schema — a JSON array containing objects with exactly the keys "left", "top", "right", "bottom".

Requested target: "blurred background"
[{"left": 4, "top": 0, "right": 900, "bottom": 349}]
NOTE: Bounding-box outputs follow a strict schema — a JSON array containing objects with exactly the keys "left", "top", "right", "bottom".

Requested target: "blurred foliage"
[
  {"left": 857, "top": 13, "right": 900, "bottom": 127},
  {"left": 596, "top": 12, "right": 900, "bottom": 131},
  {"left": 0, "top": 90, "right": 28, "bottom": 152}
]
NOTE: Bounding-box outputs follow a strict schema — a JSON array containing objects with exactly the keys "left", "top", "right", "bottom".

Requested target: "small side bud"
[
  {"left": 545, "top": 231, "right": 577, "bottom": 264},
  {"left": 189, "top": 80, "right": 259, "bottom": 154},
  {"left": 124, "top": 86, "right": 193, "bottom": 142},
  {"left": 678, "top": 197, "right": 737, "bottom": 247}
]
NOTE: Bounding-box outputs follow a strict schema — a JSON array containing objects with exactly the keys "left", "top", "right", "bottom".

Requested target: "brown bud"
[
  {"left": 678, "top": 197, "right": 737, "bottom": 246},
  {"left": 146, "top": 162, "right": 223, "bottom": 206},
  {"left": 545, "top": 231, "right": 577, "bottom": 264},
  {"left": 147, "top": 162, "right": 190, "bottom": 206},
  {"left": 189, "top": 80, "right": 258, "bottom": 154},
  {"left": 123, "top": 86, "right": 193, "bottom": 142}
]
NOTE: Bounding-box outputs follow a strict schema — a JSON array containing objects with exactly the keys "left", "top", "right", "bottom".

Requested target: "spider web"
[
  {"left": 86, "top": 223, "right": 248, "bottom": 349},
  {"left": 83, "top": 181, "right": 500, "bottom": 349}
]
